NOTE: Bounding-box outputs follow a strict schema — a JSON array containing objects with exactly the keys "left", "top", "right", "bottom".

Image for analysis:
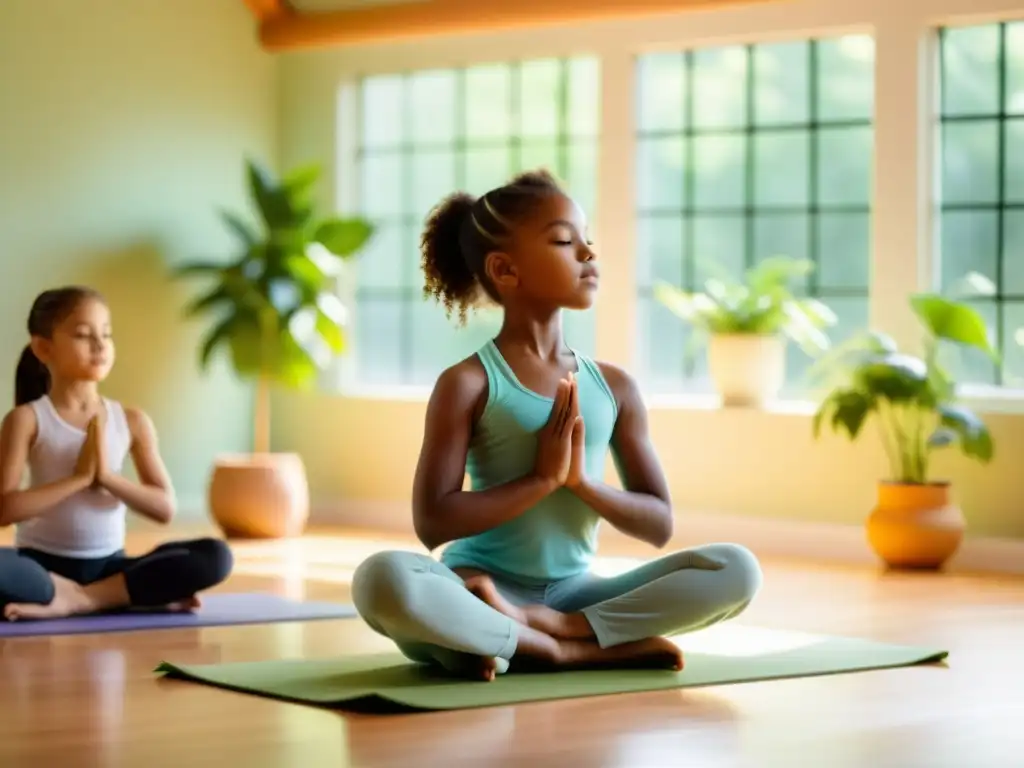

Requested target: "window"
[
  {"left": 634, "top": 35, "right": 876, "bottom": 394},
  {"left": 937, "top": 22, "right": 1024, "bottom": 388},
  {"left": 352, "top": 58, "right": 600, "bottom": 387}
]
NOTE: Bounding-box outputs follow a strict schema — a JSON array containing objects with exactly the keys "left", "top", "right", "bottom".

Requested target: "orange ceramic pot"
[
  {"left": 866, "top": 481, "right": 965, "bottom": 570},
  {"left": 207, "top": 453, "right": 310, "bottom": 539}
]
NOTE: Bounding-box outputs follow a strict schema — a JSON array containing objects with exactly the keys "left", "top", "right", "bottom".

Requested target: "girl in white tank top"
[{"left": 0, "top": 287, "right": 232, "bottom": 621}]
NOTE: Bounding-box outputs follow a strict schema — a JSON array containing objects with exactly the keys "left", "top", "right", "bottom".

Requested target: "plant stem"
[{"left": 880, "top": 400, "right": 911, "bottom": 483}]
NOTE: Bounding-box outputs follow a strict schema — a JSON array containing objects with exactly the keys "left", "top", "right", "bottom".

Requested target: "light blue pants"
[{"left": 351, "top": 543, "right": 763, "bottom": 675}]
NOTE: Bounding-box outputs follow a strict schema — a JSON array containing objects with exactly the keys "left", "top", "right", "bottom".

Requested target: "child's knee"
[
  {"left": 703, "top": 543, "right": 763, "bottom": 605},
  {"left": 191, "top": 538, "right": 234, "bottom": 587},
  {"left": 351, "top": 551, "right": 426, "bottom": 625}
]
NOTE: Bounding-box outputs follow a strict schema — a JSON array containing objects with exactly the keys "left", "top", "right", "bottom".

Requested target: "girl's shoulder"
[{"left": 1, "top": 402, "right": 40, "bottom": 442}]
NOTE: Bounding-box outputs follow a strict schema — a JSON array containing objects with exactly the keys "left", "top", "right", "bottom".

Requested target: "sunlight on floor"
[{"left": 671, "top": 624, "right": 824, "bottom": 657}]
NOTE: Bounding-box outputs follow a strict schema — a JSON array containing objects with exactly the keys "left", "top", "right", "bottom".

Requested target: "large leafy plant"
[
  {"left": 811, "top": 293, "right": 997, "bottom": 485},
  {"left": 653, "top": 256, "right": 837, "bottom": 358},
  {"left": 173, "top": 159, "right": 374, "bottom": 452}
]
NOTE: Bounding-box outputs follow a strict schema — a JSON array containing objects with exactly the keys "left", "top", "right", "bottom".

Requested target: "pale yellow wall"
[
  {"left": 0, "top": 0, "right": 277, "bottom": 514},
  {"left": 274, "top": 0, "right": 1024, "bottom": 540}
]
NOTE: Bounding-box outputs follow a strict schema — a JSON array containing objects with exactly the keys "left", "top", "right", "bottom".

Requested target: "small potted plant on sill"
[
  {"left": 810, "top": 292, "right": 997, "bottom": 570},
  {"left": 173, "top": 159, "right": 374, "bottom": 539},
  {"left": 654, "top": 256, "right": 837, "bottom": 407}
]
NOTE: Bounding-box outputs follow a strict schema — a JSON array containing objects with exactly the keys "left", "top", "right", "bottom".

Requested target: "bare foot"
[
  {"left": 556, "top": 636, "right": 685, "bottom": 672},
  {"left": 473, "top": 655, "right": 499, "bottom": 682},
  {"left": 163, "top": 595, "right": 201, "bottom": 613},
  {"left": 465, "top": 575, "right": 594, "bottom": 640},
  {"left": 4, "top": 573, "right": 100, "bottom": 622}
]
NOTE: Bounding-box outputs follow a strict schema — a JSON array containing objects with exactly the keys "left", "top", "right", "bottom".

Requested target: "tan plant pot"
[
  {"left": 707, "top": 333, "right": 785, "bottom": 407},
  {"left": 207, "top": 453, "right": 310, "bottom": 539},
  {"left": 866, "top": 481, "right": 965, "bottom": 570}
]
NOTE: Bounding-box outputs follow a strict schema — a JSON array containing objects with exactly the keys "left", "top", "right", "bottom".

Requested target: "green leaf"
[
  {"left": 246, "top": 159, "right": 294, "bottom": 230},
  {"left": 315, "top": 306, "right": 345, "bottom": 353},
  {"left": 184, "top": 286, "right": 232, "bottom": 317},
  {"left": 852, "top": 353, "right": 929, "bottom": 403},
  {"left": 197, "top": 315, "right": 236, "bottom": 370},
  {"left": 910, "top": 294, "right": 997, "bottom": 358},
  {"left": 927, "top": 427, "right": 957, "bottom": 448},
  {"left": 830, "top": 389, "right": 873, "bottom": 440},
  {"left": 283, "top": 254, "right": 328, "bottom": 293},
  {"left": 220, "top": 210, "right": 259, "bottom": 246},
  {"left": 938, "top": 403, "right": 994, "bottom": 462},
  {"left": 282, "top": 164, "right": 321, "bottom": 200},
  {"left": 315, "top": 218, "right": 375, "bottom": 257},
  {"left": 172, "top": 260, "right": 225, "bottom": 278}
]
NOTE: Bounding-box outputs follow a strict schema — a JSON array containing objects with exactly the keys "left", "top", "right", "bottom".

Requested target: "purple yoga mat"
[{"left": 0, "top": 592, "right": 357, "bottom": 638}]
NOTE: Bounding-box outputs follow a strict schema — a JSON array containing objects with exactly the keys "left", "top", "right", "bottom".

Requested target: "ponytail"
[{"left": 15, "top": 345, "right": 50, "bottom": 406}]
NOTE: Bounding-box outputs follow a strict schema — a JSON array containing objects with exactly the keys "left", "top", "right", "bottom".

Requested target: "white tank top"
[{"left": 15, "top": 396, "right": 132, "bottom": 558}]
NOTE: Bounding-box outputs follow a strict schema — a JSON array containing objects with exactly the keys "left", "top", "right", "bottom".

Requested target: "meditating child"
[
  {"left": 0, "top": 286, "right": 233, "bottom": 621},
  {"left": 351, "top": 170, "right": 763, "bottom": 680}
]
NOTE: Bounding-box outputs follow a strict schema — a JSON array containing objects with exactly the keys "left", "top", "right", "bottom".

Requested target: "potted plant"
[
  {"left": 173, "top": 159, "right": 374, "bottom": 538},
  {"left": 811, "top": 292, "right": 997, "bottom": 569},
  {"left": 654, "top": 256, "right": 837, "bottom": 407}
]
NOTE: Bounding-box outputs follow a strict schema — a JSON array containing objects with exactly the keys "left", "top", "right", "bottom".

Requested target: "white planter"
[{"left": 707, "top": 333, "right": 785, "bottom": 408}]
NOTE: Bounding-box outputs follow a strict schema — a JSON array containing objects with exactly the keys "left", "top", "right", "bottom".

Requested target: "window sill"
[{"left": 325, "top": 383, "right": 1024, "bottom": 416}]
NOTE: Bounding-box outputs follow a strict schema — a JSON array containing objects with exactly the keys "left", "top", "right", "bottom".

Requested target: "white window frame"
[{"left": 280, "top": 0, "right": 1024, "bottom": 412}]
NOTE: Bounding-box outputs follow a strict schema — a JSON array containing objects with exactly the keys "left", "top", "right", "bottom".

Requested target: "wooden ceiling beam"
[
  {"left": 257, "top": 0, "right": 765, "bottom": 52},
  {"left": 243, "top": 0, "right": 291, "bottom": 24}
]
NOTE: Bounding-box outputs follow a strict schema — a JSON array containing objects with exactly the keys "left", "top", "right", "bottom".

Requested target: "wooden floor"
[{"left": 1, "top": 525, "right": 1022, "bottom": 768}]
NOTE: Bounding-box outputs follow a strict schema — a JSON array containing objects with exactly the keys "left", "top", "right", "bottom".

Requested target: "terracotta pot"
[
  {"left": 207, "top": 453, "right": 309, "bottom": 539},
  {"left": 866, "top": 481, "right": 965, "bottom": 570},
  {"left": 707, "top": 333, "right": 785, "bottom": 408}
]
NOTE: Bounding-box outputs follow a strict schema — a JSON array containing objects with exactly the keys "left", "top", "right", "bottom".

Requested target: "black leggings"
[{"left": 0, "top": 537, "right": 234, "bottom": 609}]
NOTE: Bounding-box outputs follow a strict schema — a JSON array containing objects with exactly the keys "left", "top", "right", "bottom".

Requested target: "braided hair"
[{"left": 420, "top": 169, "right": 565, "bottom": 323}]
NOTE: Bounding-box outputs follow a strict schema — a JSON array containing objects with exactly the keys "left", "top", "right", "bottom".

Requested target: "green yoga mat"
[{"left": 154, "top": 625, "right": 948, "bottom": 712}]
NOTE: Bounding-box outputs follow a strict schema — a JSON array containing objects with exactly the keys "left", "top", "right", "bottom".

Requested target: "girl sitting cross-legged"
[
  {"left": 351, "top": 170, "right": 763, "bottom": 681},
  {"left": 0, "top": 286, "right": 233, "bottom": 621}
]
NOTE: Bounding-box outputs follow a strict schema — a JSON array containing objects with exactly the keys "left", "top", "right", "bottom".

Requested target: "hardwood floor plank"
[{"left": 1, "top": 525, "right": 1022, "bottom": 767}]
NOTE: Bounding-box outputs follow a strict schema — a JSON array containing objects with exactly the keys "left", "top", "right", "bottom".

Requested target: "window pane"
[
  {"left": 355, "top": 295, "right": 404, "bottom": 384},
  {"left": 817, "top": 212, "right": 870, "bottom": 292},
  {"left": 520, "top": 140, "right": 562, "bottom": 177},
  {"left": 1003, "top": 119, "right": 1024, "bottom": 203},
  {"left": 566, "top": 142, "right": 598, "bottom": 219},
  {"left": 465, "top": 64, "right": 512, "bottom": 141},
  {"left": 754, "top": 131, "right": 809, "bottom": 206},
  {"left": 637, "top": 296, "right": 709, "bottom": 394},
  {"left": 360, "top": 75, "right": 404, "bottom": 149},
  {"left": 817, "top": 35, "right": 875, "bottom": 122},
  {"left": 408, "top": 70, "right": 457, "bottom": 145},
  {"left": 1002, "top": 302, "right": 1024, "bottom": 386},
  {"left": 356, "top": 224, "right": 407, "bottom": 290},
  {"left": 1002, "top": 211, "right": 1024, "bottom": 295},
  {"left": 637, "top": 53, "right": 686, "bottom": 131},
  {"left": 637, "top": 214, "right": 686, "bottom": 289},
  {"left": 752, "top": 213, "right": 809, "bottom": 279},
  {"left": 693, "top": 214, "right": 746, "bottom": 282},
  {"left": 410, "top": 301, "right": 502, "bottom": 386},
  {"left": 410, "top": 150, "right": 457, "bottom": 219},
  {"left": 941, "top": 24, "right": 1000, "bottom": 116},
  {"left": 754, "top": 41, "right": 809, "bottom": 126},
  {"left": 635, "top": 35, "right": 873, "bottom": 394},
  {"left": 359, "top": 153, "right": 404, "bottom": 218},
  {"left": 637, "top": 137, "right": 686, "bottom": 211},
  {"left": 519, "top": 59, "right": 562, "bottom": 138},
  {"left": 941, "top": 120, "right": 1000, "bottom": 205},
  {"left": 693, "top": 135, "right": 745, "bottom": 210},
  {"left": 817, "top": 126, "right": 872, "bottom": 206},
  {"left": 465, "top": 146, "right": 512, "bottom": 195},
  {"left": 938, "top": 210, "right": 998, "bottom": 294},
  {"left": 692, "top": 46, "right": 748, "bottom": 129},
  {"left": 567, "top": 58, "right": 600, "bottom": 137},
  {"left": 1006, "top": 23, "right": 1024, "bottom": 114}
]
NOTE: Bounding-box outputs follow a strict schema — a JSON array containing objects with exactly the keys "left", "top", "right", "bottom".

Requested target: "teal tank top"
[{"left": 440, "top": 339, "right": 619, "bottom": 585}]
